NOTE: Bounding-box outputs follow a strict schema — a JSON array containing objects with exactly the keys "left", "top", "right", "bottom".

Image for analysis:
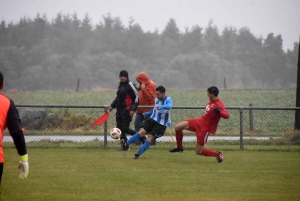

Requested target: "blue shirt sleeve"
[
  {"left": 159, "top": 98, "right": 173, "bottom": 110},
  {"left": 144, "top": 108, "right": 154, "bottom": 118}
]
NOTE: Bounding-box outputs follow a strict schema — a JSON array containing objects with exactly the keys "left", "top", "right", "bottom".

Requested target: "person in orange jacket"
[
  {"left": 0, "top": 71, "right": 29, "bottom": 187},
  {"left": 135, "top": 72, "right": 157, "bottom": 145}
]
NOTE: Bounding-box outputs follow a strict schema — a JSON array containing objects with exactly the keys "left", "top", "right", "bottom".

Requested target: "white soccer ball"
[{"left": 109, "top": 127, "right": 122, "bottom": 139}]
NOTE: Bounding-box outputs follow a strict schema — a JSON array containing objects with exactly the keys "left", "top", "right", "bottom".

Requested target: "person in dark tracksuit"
[
  {"left": 107, "top": 70, "right": 139, "bottom": 150},
  {"left": 0, "top": 71, "right": 29, "bottom": 188}
]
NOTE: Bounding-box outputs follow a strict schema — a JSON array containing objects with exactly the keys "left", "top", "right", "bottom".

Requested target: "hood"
[{"left": 136, "top": 72, "right": 150, "bottom": 84}]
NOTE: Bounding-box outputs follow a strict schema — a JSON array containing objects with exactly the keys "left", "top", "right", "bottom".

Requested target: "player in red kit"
[{"left": 169, "top": 86, "right": 229, "bottom": 163}]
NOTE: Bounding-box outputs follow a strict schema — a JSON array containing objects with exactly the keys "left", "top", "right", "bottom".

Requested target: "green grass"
[
  {"left": 1, "top": 146, "right": 300, "bottom": 201},
  {"left": 5, "top": 89, "right": 296, "bottom": 107}
]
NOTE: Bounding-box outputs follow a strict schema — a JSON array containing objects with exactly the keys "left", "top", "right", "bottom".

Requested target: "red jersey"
[{"left": 199, "top": 98, "right": 230, "bottom": 134}]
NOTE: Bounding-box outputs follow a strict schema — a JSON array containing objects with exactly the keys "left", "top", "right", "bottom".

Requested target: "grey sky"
[{"left": 1, "top": 0, "right": 299, "bottom": 51}]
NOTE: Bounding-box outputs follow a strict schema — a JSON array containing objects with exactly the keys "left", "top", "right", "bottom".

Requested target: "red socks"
[
  {"left": 175, "top": 130, "right": 183, "bottom": 149},
  {"left": 175, "top": 131, "right": 218, "bottom": 157},
  {"left": 201, "top": 148, "right": 219, "bottom": 156}
]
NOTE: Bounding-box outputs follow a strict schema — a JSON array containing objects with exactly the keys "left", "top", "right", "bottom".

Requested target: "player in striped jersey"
[{"left": 123, "top": 86, "right": 172, "bottom": 159}]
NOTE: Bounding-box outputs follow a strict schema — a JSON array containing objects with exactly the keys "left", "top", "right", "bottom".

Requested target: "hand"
[
  {"left": 214, "top": 108, "right": 220, "bottom": 113},
  {"left": 18, "top": 154, "right": 29, "bottom": 179},
  {"left": 107, "top": 106, "right": 113, "bottom": 112}
]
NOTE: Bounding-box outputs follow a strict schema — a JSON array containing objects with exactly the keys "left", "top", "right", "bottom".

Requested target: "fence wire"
[{"left": 3, "top": 105, "right": 300, "bottom": 149}]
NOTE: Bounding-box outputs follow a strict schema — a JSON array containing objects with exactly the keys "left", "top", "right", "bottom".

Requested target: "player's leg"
[
  {"left": 134, "top": 135, "right": 156, "bottom": 159},
  {"left": 134, "top": 120, "right": 165, "bottom": 159},
  {"left": 169, "top": 120, "right": 190, "bottom": 152},
  {"left": 195, "top": 131, "right": 223, "bottom": 162},
  {"left": 123, "top": 118, "right": 152, "bottom": 150},
  {"left": 201, "top": 147, "right": 223, "bottom": 163},
  {"left": 195, "top": 143, "right": 204, "bottom": 155},
  {"left": 126, "top": 128, "right": 146, "bottom": 147},
  {"left": 175, "top": 121, "right": 189, "bottom": 147}
]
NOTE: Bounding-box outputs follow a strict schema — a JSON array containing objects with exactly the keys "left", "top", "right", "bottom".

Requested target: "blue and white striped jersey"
[{"left": 144, "top": 96, "right": 173, "bottom": 127}]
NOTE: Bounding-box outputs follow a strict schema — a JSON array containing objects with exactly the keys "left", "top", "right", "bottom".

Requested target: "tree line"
[{"left": 0, "top": 13, "right": 298, "bottom": 91}]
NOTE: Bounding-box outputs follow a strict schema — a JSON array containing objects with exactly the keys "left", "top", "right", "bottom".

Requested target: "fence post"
[
  {"left": 103, "top": 107, "right": 108, "bottom": 147},
  {"left": 76, "top": 78, "right": 80, "bottom": 92},
  {"left": 249, "top": 103, "right": 254, "bottom": 130},
  {"left": 240, "top": 107, "right": 244, "bottom": 150}
]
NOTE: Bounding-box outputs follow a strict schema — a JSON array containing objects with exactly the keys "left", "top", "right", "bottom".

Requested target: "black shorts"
[{"left": 141, "top": 118, "right": 166, "bottom": 138}]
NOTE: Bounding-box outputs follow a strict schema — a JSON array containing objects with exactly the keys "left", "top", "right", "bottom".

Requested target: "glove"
[
  {"left": 214, "top": 108, "right": 220, "bottom": 113},
  {"left": 18, "top": 154, "right": 29, "bottom": 179}
]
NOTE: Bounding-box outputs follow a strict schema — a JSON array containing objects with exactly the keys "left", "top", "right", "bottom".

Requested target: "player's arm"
[
  {"left": 6, "top": 100, "right": 29, "bottom": 179},
  {"left": 219, "top": 108, "right": 230, "bottom": 119},
  {"left": 6, "top": 100, "right": 27, "bottom": 156},
  {"left": 144, "top": 108, "right": 154, "bottom": 118},
  {"left": 158, "top": 98, "right": 173, "bottom": 110},
  {"left": 214, "top": 104, "right": 230, "bottom": 119}
]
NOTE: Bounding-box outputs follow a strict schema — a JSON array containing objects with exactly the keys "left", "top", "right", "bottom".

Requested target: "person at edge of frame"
[
  {"left": 169, "top": 86, "right": 230, "bottom": 163},
  {"left": 123, "top": 86, "right": 173, "bottom": 159},
  {"left": 107, "top": 70, "right": 139, "bottom": 151},
  {"left": 134, "top": 72, "right": 157, "bottom": 146},
  {"left": 0, "top": 71, "right": 29, "bottom": 192}
]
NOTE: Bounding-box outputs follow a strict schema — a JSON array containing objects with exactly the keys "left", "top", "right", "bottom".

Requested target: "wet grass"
[
  {"left": 1, "top": 146, "right": 300, "bottom": 201},
  {"left": 5, "top": 89, "right": 296, "bottom": 107}
]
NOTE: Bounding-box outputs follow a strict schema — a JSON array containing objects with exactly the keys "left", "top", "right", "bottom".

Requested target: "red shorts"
[{"left": 187, "top": 118, "right": 209, "bottom": 146}]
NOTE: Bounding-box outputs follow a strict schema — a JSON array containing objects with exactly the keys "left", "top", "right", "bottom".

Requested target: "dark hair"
[
  {"left": 156, "top": 86, "right": 166, "bottom": 93},
  {"left": 119, "top": 70, "right": 128, "bottom": 78},
  {"left": 0, "top": 71, "right": 3, "bottom": 86},
  {"left": 207, "top": 86, "right": 219, "bottom": 96}
]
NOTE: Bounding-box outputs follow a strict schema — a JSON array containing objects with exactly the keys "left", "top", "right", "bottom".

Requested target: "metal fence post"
[
  {"left": 249, "top": 103, "right": 254, "bottom": 130},
  {"left": 240, "top": 107, "right": 244, "bottom": 150},
  {"left": 103, "top": 107, "right": 108, "bottom": 147}
]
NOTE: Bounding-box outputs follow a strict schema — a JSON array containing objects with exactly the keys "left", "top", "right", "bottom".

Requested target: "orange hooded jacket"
[{"left": 136, "top": 72, "right": 156, "bottom": 114}]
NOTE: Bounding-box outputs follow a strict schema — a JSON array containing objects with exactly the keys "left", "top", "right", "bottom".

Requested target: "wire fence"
[{"left": 3, "top": 105, "right": 300, "bottom": 149}]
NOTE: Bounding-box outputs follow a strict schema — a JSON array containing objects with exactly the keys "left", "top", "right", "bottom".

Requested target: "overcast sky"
[{"left": 0, "top": 0, "right": 299, "bottom": 51}]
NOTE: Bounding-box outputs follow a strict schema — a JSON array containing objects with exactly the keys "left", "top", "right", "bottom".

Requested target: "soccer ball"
[{"left": 109, "top": 127, "right": 121, "bottom": 139}]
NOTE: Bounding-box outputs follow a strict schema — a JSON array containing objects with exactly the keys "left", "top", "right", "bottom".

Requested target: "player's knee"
[
  {"left": 175, "top": 125, "right": 180, "bottom": 131},
  {"left": 195, "top": 145, "right": 204, "bottom": 155},
  {"left": 175, "top": 124, "right": 183, "bottom": 131},
  {"left": 138, "top": 128, "right": 146, "bottom": 136},
  {"left": 195, "top": 150, "right": 201, "bottom": 155},
  {"left": 147, "top": 135, "right": 155, "bottom": 142},
  {"left": 175, "top": 121, "right": 188, "bottom": 131}
]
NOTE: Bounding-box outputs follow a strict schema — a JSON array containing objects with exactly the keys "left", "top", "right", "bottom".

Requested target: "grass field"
[
  {"left": 5, "top": 88, "right": 296, "bottom": 107},
  {"left": 1, "top": 145, "right": 300, "bottom": 201}
]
